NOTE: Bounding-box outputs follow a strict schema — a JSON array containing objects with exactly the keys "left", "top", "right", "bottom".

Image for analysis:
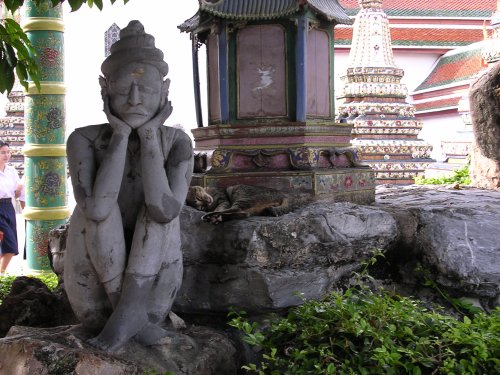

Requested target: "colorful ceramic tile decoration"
[
  {"left": 337, "top": 0, "right": 434, "bottom": 184},
  {"left": 22, "top": 0, "right": 69, "bottom": 271}
]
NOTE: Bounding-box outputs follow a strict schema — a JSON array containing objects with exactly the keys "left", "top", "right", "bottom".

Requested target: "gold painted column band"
[
  {"left": 23, "top": 144, "right": 66, "bottom": 156},
  {"left": 27, "top": 82, "right": 66, "bottom": 95},
  {"left": 23, "top": 206, "right": 71, "bottom": 221},
  {"left": 22, "top": 17, "right": 64, "bottom": 32}
]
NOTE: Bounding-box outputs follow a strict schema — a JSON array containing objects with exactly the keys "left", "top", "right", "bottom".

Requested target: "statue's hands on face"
[
  {"left": 103, "top": 62, "right": 170, "bottom": 132},
  {"left": 102, "top": 93, "right": 133, "bottom": 135},
  {"left": 136, "top": 95, "right": 173, "bottom": 141}
]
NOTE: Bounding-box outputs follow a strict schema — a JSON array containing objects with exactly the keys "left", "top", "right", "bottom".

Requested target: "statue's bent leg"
[
  {"left": 89, "top": 207, "right": 181, "bottom": 351},
  {"left": 134, "top": 217, "right": 183, "bottom": 346},
  {"left": 84, "top": 204, "right": 127, "bottom": 308},
  {"left": 64, "top": 209, "right": 111, "bottom": 331}
]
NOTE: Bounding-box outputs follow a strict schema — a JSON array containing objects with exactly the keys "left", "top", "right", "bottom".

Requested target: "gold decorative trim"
[
  {"left": 23, "top": 144, "right": 66, "bottom": 157},
  {"left": 22, "top": 18, "right": 64, "bottom": 32},
  {"left": 26, "top": 83, "right": 66, "bottom": 95},
  {"left": 23, "top": 206, "right": 71, "bottom": 221}
]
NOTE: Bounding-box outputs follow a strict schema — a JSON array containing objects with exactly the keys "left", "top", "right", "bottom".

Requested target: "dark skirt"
[{"left": 0, "top": 198, "right": 18, "bottom": 255}]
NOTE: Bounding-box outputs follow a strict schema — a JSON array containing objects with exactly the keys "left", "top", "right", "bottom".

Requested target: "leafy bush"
[
  {"left": 229, "top": 254, "right": 499, "bottom": 375},
  {"left": 230, "top": 290, "right": 499, "bottom": 375},
  {"left": 415, "top": 164, "right": 471, "bottom": 185},
  {"left": 0, "top": 271, "right": 58, "bottom": 304}
]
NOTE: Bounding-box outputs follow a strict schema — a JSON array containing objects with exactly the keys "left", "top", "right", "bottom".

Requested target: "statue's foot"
[
  {"left": 87, "top": 335, "right": 118, "bottom": 352},
  {"left": 65, "top": 324, "right": 99, "bottom": 341},
  {"left": 86, "top": 308, "right": 148, "bottom": 352},
  {"left": 134, "top": 322, "right": 176, "bottom": 346}
]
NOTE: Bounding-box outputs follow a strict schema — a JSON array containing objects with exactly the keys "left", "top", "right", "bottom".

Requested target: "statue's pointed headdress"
[{"left": 101, "top": 20, "right": 169, "bottom": 78}]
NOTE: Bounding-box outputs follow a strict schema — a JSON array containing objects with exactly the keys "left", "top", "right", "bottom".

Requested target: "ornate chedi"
[
  {"left": 337, "top": 0, "right": 433, "bottom": 184},
  {"left": 179, "top": 0, "right": 374, "bottom": 202},
  {"left": 0, "top": 82, "right": 25, "bottom": 175}
]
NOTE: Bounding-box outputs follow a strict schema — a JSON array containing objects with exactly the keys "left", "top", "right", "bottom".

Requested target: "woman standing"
[{"left": 0, "top": 140, "right": 21, "bottom": 275}]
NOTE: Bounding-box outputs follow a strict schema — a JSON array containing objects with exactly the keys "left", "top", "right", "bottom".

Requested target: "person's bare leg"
[{"left": 0, "top": 253, "right": 14, "bottom": 273}]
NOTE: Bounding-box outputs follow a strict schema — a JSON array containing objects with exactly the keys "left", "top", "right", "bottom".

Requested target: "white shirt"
[
  {"left": 18, "top": 175, "right": 25, "bottom": 202},
  {"left": 0, "top": 164, "right": 20, "bottom": 199}
]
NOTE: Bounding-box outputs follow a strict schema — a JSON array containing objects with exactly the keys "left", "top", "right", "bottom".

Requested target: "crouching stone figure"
[{"left": 64, "top": 20, "right": 193, "bottom": 352}]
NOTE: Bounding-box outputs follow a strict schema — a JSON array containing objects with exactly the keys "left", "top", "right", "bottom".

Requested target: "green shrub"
[
  {"left": 230, "top": 290, "right": 499, "bottom": 374},
  {"left": 0, "top": 272, "right": 58, "bottom": 304},
  {"left": 230, "top": 255, "right": 500, "bottom": 375},
  {"left": 415, "top": 164, "right": 471, "bottom": 185}
]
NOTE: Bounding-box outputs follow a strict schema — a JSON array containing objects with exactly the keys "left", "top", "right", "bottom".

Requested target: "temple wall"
[{"left": 418, "top": 112, "right": 463, "bottom": 160}]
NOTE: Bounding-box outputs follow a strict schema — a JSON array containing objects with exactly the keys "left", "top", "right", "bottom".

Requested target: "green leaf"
[
  {"left": 15, "top": 62, "right": 28, "bottom": 87},
  {"left": 0, "top": 58, "right": 15, "bottom": 93},
  {"left": 68, "top": 0, "right": 85, "bottom": 11},
  {"left": 3, "top": 0, "right": 24, "bottom": 14},
  {"left": 95, "top": 0, "right": 104, "bottom": 10},
  {"left": 4, "top": 44, "right": 17, "bottom": 68}
]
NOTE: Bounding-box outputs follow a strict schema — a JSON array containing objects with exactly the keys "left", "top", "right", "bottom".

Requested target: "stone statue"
[{"left": 64, "top": 20, "right": 193, "bottom": 352}]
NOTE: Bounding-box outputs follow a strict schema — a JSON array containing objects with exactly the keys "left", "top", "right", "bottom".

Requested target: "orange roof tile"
[
  {"left": 334, "top": 1, "right": 496, "bottom": 47},
  {"left": 335, "top": 27, "right": 486, "bottom": 47},
  {"left": 414, "top": 47, "right": 485, "bottom": 91},
  {"left": 338, "top": 0, "right": 497, "bottom": 17},
  {"left": 414, "top": 97, "right": 461, "bottom": 112}
]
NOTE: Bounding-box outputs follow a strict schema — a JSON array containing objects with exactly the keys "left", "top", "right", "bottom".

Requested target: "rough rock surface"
[
  {"left": 0, "top": 277, "right": 76, "bottom": 337},
  {"left": 469, "top": 141, "right": 500, "bottom": 189},
  {"left": 374, "top": 185, "right": 500, "bottom": 302},
  {"left": 469, "top": 62, "right": 500, "bottom": 189},
  {"left": 0, "top": 325, "right": 236, "bottom": 375},
  {"left": 177, "top": 200, "right": 398, "bottom": 313}
]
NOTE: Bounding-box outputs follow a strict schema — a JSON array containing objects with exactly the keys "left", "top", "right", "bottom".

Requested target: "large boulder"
[
  {"left": 469, "top": 62, "right": 500, "bottom": 189},
  {"left": 177, "top": 201, "right": 398, "bottom": 313},
  {"left": 375, "top": 185, "right": 500, "bottom": 303}
]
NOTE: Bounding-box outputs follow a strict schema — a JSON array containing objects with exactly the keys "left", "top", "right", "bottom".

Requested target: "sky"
[{"left": 9, "top": 0, "right": 205, "bottom": 137}]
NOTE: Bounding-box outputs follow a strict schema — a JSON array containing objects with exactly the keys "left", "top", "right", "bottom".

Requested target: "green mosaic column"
[{"left": 22, "top": 1, "right": 69, "bottom": 271}]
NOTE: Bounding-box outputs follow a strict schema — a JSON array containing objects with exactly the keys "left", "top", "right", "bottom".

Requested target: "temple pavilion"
[{"left": 179, "top": 0, "right": 375, "bottom": 203}]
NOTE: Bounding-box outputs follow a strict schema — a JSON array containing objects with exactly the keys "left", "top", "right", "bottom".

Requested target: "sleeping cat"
[{"left": 186, "top": 184, "right": 304, "bottom": 224}]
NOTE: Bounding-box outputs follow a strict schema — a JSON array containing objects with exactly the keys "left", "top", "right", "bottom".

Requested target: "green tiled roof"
[
  {"left": 179, "top": 0, "right": 352, "bottom": 32},
  {"left": 200, "top": 0, "right": 300, "bottom": 20},
  {"left": 414, "top": 46, "right": 484, "bottom": 92}
]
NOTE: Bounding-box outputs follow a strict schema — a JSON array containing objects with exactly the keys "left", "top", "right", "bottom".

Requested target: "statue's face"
[{"left": 107, "top": 62, "right": 164, "bottom": 128}]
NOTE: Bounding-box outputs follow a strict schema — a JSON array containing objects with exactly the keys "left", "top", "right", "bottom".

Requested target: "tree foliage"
[{"left": 1, "top": 0, "right": 130, "bottom": 94}]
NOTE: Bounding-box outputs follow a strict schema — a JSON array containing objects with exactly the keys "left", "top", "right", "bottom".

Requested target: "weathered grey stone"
[
  {"left": 469, "top": 141, "right": 500, "bottom": 189},
  {"left": 0, "top": 325, "right": 236, "bottom": 375},
  {"left": 375, "top": 185, "right": 500, "bottom": 300},
  {"left": 177, "top": 200, "right": 398, "bottom": 313},
  {"left": 469, "top": 62, "right": 500, "bottom": 189},
  {"left": 64, "top": 20, "right": 194, "bottom": 352}
]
